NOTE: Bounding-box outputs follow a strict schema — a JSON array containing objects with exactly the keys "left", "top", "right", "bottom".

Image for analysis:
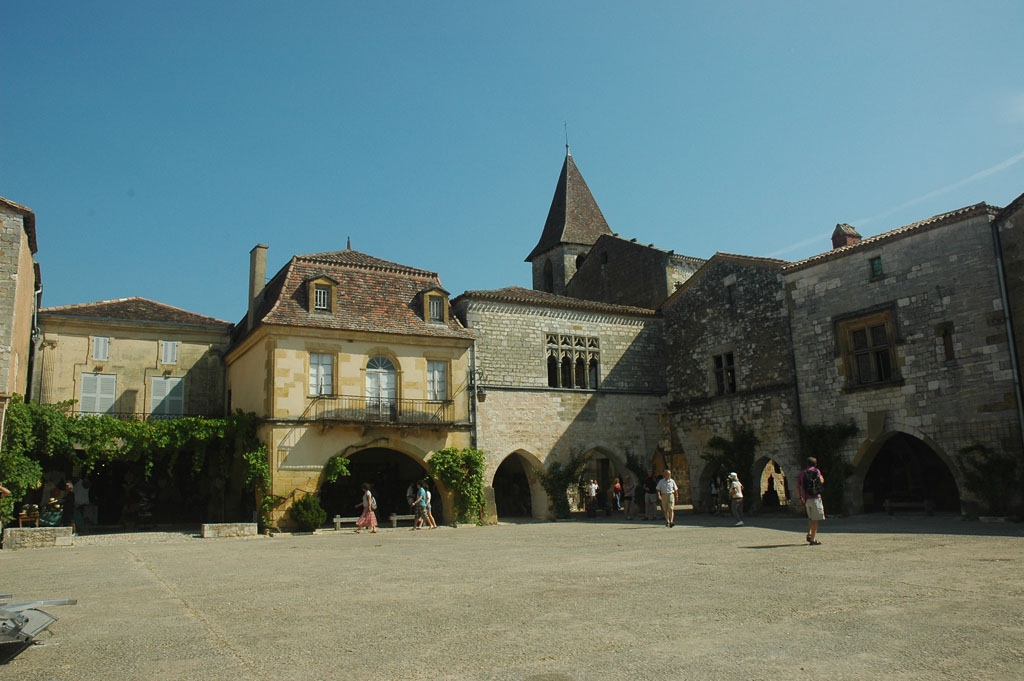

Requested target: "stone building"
[
  {"left": 661, "top": 253, "right": 800, "bottom": 510},
  {"left": 0, "top": 197, "right": 41, "bottom": 401},
  {"left": 225, "top": 245, "right": 474, "bottom": 527},
  {"left": 34, "top": 297, "right": 232, "bottom": 418},
  {"left": 566, "top": 234, "right": 704, "bottom": 309},
  {"left": 782, "top": 202, "right": 1024, "bottom": 514},
  {"left": 453, "top": 286, "right": 670, "bottom": 519},
  {"left": 454, "top": 150, "right": 688, "bottom": 520}
]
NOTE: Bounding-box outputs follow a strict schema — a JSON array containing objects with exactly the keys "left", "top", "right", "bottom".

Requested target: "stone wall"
[
  {"left": 783, "top": 212, "right": 1023, "bottom": 510},
  {"left": 565, "top": 235, "right": 703, "bottom": 310},
  {"left": 457, "top": 299, "right": 665, "bottom": 393},
  {"left": 3, "top": 526, "right": 74, "bottom": 551},
  {"left": 996, "top": 197, "right": 1024, "bottom": 394},
  {"left": 0, "top": 210, "right": 32, "bottom": 396},
  {"left": 662, "top": 256, "right": 801, "bottom": 505},
  {"left": 475, "top": 387, "right": 668, "bottom": 516}
]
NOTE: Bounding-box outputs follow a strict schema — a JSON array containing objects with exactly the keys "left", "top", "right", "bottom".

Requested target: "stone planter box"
[
  {"left": 3, "top": 526, "right": 74, "bottom": 551},
  {"left": 200, "top": 522, "right": 258, "bottom": 538}
]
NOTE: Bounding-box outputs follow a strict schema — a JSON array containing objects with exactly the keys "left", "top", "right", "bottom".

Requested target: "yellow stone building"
[
  {"left": 226, "top": 245, "right": 474, "bottom": 527},
  {"left": 34, "top": 298, "right": 232, "bottom": 417}
]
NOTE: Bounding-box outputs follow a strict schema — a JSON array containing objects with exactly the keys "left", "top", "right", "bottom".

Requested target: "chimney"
[
  {"left": 831, "top": 223, "right": 862, "bottom": 250},
  {"left": 248, "top": 244, "right": 268, "bottom": 332}
]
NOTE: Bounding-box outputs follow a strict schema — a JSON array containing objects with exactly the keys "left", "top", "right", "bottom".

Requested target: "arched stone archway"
[
  {"left": 491, "top": 450, "right": 547, "bottom": 521},
  {"left": 754, "top": 456, "right": 793, "bottom": 513},
  {"left": 856, "top": 432, "right": 961, "bottom": 513},
  {"left": 319, "top": 447, "right": 446, "bottom": 523}
]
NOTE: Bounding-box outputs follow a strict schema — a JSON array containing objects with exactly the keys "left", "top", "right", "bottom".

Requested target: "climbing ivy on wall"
[
  {"left": 429, "top": 447, "right": 486, "bottom": 525},
  {"left": 534, "top": 449, "right": 589, "bottom": 519},
  {"left": 0, "top": 396, "right": 270, "bottom": 527},
  {"left": 798, "top": 422, "right": 858, "bottom": 515},
  {"left": 704, "top": 425, "right": 759, "bottom": 511}
]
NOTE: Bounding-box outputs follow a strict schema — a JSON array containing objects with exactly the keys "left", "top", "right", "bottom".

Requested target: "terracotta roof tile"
[
  {"left": 41, "top": 297, "right": 232, "bottom": 327},
  {"left": 236, "top": 250, "right": 473, "bottom": 343}
]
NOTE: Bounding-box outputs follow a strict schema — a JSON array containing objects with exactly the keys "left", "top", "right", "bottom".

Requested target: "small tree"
[
  {"left": 704, "top": 425, "right": 759, "bottom": 511},
  {"left": 288, "top": 493, "right": 326, "bottom": 531},
  {"left": 535, "top": 450, "right": 589, "bottom": 519}
]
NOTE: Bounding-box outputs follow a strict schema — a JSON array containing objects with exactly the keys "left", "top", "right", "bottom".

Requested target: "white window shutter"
[
  {"left": 161, "top": 341, "right": 179, "bottom": 365},
  {"left": 93, "top": 336, "right": 109, "bottom": 361},
  {"left": 81, "top": 374, "right": 98, "bottom": 413},
  {"left": 98, "top": 374, "right": 116, "bottom": 413}
]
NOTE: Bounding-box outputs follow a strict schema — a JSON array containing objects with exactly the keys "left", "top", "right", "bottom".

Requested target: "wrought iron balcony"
[{"left": 308, "top": 395, "right": 458, "bottom": 426}]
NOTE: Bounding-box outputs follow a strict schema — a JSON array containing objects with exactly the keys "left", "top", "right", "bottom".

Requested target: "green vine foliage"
[
  {"left": 704, "top": 425, "right": 759, "bottom": 511},
  {"left": 959, "top": 444, "right": 1019, "bottom": 516},
  {"left": 322, "top": 454, "right": 351, "bottom": 484},
  {"left": 429, "top": 447, "right": 486, "bottom": 525},
  {"left": 798, "top": 422, "right": 858, "bottom": 515},
  {"left": 535, "top": 450, "right": 589, "bottom": 519},
  {"left": 0, "top": 397, "right": 268, "bottom": 527}
]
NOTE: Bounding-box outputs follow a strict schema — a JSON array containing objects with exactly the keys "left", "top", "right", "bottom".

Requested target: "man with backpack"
[{"left": 798, "top": 457, "right": 825, "bottom": 545}]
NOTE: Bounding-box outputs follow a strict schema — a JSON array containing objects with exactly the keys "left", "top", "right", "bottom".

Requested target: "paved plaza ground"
[{"left": 2, "top": 513, "right": 1023, "bottom": 681}]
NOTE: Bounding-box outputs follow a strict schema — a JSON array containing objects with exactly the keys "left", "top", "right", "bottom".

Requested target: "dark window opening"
[
  {"left": 547, "top": 355, "right": 559, "bottom": 388},
  {"left": 870, "top": 257, "right": 883, "bottom": 278},
  {"left": 713, "top": 352, "right": 736, "bottom": 395}
]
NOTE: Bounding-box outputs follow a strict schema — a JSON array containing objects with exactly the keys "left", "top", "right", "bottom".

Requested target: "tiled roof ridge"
[
  {"left": 295, "top": 249, "right": 438, "bottom": 279},
  {"left": 713, "top": 252, "right": 790, "bottom": 266},
  {"left": 783, "top": 202, "right": 1000, "bottom": 272},
  {"left": 457, "top": 285, "right": 656, "bottom": 316},
  {"left": 41, "top": 296, "right": 232, "bottom": 326}
]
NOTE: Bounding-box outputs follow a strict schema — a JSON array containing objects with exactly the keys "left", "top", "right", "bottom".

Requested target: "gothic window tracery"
[{"left": 546, "top": 334, "right": 600, "bottom": 389}]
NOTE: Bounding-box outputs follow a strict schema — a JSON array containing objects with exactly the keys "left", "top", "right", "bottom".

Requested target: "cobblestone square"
[{"left": 2, "top": 514, "right": 1022, "bottom": 681}]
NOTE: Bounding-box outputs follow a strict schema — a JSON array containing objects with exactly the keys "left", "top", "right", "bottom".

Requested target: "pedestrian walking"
[
  {"left": 354, "top": 482, "right": 378, "bottom": 534},
  {"left": 411, "top": 480, "right": 428, "bottom": 530},
  {"left": 656, "top": 469, "right": 679, "bottom": 527},
  {"left": 425, "top": 484, "right": 438, "bottom": 529},
  {"left": 728, "top": 472, "right": 744, "bottom": 526},
  {"left": 643, "top": 469, "right": 659, "bottom": 520},
  {"left": 798, "top": 458, "right": 825, "bottom": 545}
]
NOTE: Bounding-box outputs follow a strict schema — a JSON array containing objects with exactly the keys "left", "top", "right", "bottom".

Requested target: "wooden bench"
[
  {"left": 332, "top": 515, "right": 361, "bottom": 530},
  {"left": 17, "top": 512, "right": 39, "bottom": 528},
  {"left": 389, "top": 513, "right": 416, "bottom": 528}
]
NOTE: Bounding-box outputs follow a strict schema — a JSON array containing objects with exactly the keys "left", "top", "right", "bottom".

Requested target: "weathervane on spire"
[{"left": 564, "top": 121, "right": 571, "bottom": 156}]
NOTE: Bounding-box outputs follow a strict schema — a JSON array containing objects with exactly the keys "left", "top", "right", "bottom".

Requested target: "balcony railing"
[{"left": 309, "top": 395, "right": 456, "bottom": 425}]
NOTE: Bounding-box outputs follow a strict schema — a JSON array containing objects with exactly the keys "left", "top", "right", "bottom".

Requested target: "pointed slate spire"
[{"left": 525, "top": 151, "right": 613, "bottom": 262}]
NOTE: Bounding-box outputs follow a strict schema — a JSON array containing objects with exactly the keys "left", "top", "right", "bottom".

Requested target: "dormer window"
[
  {"left": 419, "top": 285, "right": 450, "bottom": 324},
  {"left": 306, "top": 275, "right": 338, "bottom": 314},
  {"left": 314, "top": 285, "right": 330, "bottom": 311},
  {"left": 429, "top": 296, "right": 444, "bottom": 322}
]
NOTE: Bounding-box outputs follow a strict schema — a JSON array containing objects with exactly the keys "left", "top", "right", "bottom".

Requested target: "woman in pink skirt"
[{"left": 354, "top": 482, "right": 378, "bottom": 533}]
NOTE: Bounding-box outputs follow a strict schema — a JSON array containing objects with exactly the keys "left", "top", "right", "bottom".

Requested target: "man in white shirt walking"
[{"left": 656, "top": 469, "right": 679, "bottom": 527}]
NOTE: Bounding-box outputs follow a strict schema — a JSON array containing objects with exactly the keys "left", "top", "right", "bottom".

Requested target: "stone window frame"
[
  {"left": 935, "top": 322, "right": 956, "bottom": 364},
  {"left": 307, "top": 351, "right": 335, "bottom": 396},
  {"left": 425, "top": 358, "right": 449, "bottom": 402},
  {"left": 545, "top": 333, "right": 600, "bottom": 390},
  {"left": 712, "top": 351, "right": 736, "bottom": 396},
  {"left": 834, "top": 303, "right": 903, "bottom": 391},
  {"left": 868, "top": 255, "right": 884, "bottom": 281},
  {"left": 306, "top": 275, "right": 338, "bottom": 315}
]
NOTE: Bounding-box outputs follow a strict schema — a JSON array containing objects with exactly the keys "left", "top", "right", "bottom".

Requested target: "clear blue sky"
[{"left": 3, "top": 1, "right": 1023, "bottom": 322}]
